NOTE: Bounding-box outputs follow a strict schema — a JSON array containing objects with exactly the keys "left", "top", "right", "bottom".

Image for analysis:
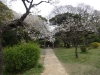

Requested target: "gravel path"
[{"left": 41, "top": 48, "right": 69, "bottom": 75}]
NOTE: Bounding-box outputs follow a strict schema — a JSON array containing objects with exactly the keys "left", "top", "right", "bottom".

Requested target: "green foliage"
[
  {"left": 38, "top": 15, "right": 47, "bottom": 21},
  {"left": 0, "top": 1, "right": 13, "bottom": 25},
  {"left": 37, "top": 63, "right": 43, "bottom": 69},
  {"left": 88, "top": 33, "right": 100, "bottom": 43},
  {"left": 90, "top": 42, "right": 100, "bottom": 48},
  {"left": 4, "top": 63, "right": 44, "bottom": 75},
  {"left": 80, "top": 45, "right": 87, "bottom": 52},
  {"left": 54, "top": 38, "right": 63, "bottom": 47},
  {"left": 2, "top": 27, "right": 31, "bottom": 47},
  {"left": 49, "top": 12, "right": 81, "bottom": 25},
  {"left": 22, "top": 63, "right": 44, "bottom": 75},
  {"left": 4, "top": 42, "right": 40, "bottom": 73},
  {"left": 2, "top": 29, "right": 20, "bottom": 47}
]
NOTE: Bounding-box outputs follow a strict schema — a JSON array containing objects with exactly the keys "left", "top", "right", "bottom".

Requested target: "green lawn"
[{"left": 54, "top": 47, "right": 100, "bottom": 75}]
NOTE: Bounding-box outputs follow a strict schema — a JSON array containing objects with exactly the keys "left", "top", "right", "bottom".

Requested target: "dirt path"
[{"left": 41, "top": 48, "right": 69, "bottom": 75}]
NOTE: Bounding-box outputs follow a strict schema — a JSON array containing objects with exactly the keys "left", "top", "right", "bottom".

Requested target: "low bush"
[
  {"left": 90, "top": 42, "right": 100, "bottom": 48},
  {"left": 4, "top": 42, "right": 40, "bottom": 73},
  {"left": 80, "top": 45, "right": 87, "bottom": 52}
]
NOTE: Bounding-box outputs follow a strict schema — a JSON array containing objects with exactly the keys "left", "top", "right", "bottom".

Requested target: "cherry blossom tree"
[
  {"left": 24, "top": 14, "right": 50, "bottom": 40},
  {"left": 50, "top": 3, "right": 99, "bottom": 57}
]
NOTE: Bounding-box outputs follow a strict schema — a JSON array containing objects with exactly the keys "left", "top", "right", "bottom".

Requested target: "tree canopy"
[{"left": 0, "top": 1, "right": 13, "bottom": 25}]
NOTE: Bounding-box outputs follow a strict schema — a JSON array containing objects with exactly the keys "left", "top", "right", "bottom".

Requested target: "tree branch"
[
  {"left": 29, "top": 0, "right": 33, "bottom": 10},
  {"left": 26, "top": 0, "right": 30, "bottom": 3},
  {"left": 1, "top": 19, "right": 22, "bottom": 32},
  {"left": 1, "top": 0, "right": 51, "bottom": 32},
  {"left": 31, "top": 0, "right": 50, "bottom": 7},
  {"left": 22, "top": 0, "right": 28, "bottom": 11}
]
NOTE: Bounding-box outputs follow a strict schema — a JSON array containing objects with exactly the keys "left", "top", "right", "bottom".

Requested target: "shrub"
[
  {"left": 80, "top": 45, "right": 87, "bottom": 52},
  {"left": 4, "top": 42, "right": 40, "bottom": 73},
  {"left": 90, "top": 42, "right": 100, "bottom": 48}
]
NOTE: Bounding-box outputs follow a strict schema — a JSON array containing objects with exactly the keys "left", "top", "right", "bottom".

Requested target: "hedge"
[{"left": 4, "top": 42, "right": 40, "bottom": 73}]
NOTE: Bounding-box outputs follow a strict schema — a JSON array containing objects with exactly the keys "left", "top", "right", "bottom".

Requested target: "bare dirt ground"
[{"left": 41, "top": 48, "right": 69, "bottom": 75}]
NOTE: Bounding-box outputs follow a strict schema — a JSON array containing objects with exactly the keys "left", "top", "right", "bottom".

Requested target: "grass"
[
  {"left": 4, "top": 64, "right": 44, "bottom": 75},
  {"left": 54, "top": 47, "right": 100, "bottom": 75},
  {"left": 4, "top": 49, "right": 46, "bottom": 75}
]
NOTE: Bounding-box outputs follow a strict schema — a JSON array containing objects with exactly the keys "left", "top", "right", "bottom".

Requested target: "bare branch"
[
  {"left": 31, "top": 0, "right": 50, "bottom": 7},
  {"left": 22, "top": 0, "right": 28, "bottom": 11},
  {"left": 26, "top": 0, "right": 30, "bottom": 3},
  {"left": 29, "top": 0, "right": 33, "bottom": 9}
]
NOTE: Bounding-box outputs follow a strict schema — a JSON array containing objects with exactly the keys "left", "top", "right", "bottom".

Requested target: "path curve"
[{"left": 41, "top": 48, "right": 69, "bottom": 75}]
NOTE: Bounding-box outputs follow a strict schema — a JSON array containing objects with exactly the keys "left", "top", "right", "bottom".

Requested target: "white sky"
[{"left": 10, "top": 0, "right": 100, "bottom": 17}]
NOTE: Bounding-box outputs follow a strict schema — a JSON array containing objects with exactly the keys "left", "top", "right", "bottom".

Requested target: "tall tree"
[
  {"left": 50, "top": 3, "right": 99, "bottom": 57},
  {"left": 0, "top": 1, "right": 13, "bottom": 74}
]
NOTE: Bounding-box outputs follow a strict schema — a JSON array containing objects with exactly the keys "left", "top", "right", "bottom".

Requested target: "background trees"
[
  {"left": 50, "top": 3, "right": 100, "bottom": 58},
  {"left": 0, "top": 1, "right": 14, "bottom": 74},
  {"left": 1, "top": 0, "right": 100, "bottom": 74},
  {"left": 0, "top": 1, "right": 13, "bottom": 26}
]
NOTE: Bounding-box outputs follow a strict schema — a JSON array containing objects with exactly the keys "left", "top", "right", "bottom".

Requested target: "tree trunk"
[
  {"left": 20, "top": 11, "right": 29, "bottom": 22},
  {"left": 63, "top": 41, "right": 66, "bottom": 47},
  {"left": 66, "top": 42, "right": 70, "bottom": 48},
  {"left": 52, "top": 42, "right": 54, "bottom": 48},
  {"left": 44, "top": 39, "right": 46, "bottom": 48},
  {"left": 75, "top": 45, "right": 78, "bottom": 58},
  {"left": 0, "top": 31, "right": 3, "bottom": 75}
]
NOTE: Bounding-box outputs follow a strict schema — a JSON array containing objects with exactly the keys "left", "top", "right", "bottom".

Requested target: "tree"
[
  {"left": 0, "top": 1, "right": 13, "bottom": 74},
  {"left": 55, "top": 30, "right": 71, "bottom": 48},
  {"left": 0, "top": 0, "right": 56, "bottom": 74},
  {"left": 50, "top": 12, "right": 81, "bottom": 57},
  {"left": 50, "top": 3, "right": 99, "bottom": 57},
  {"left": 24, "top": 14, "right": 49, "bottom": 40}
]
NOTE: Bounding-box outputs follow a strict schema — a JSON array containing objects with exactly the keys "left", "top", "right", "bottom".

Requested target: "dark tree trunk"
[
  {"left": 44, "top": 39, "right": 46, "bottom": 48},
  {"left": 52, "top": 42, "right": 54, "bottom": 48},
  {"left": 63, "top": 41, "right": 66, "bottom": 47},
  {"left": 75, "top": 45, "right": 78, "bottom": 58},
  {"left": 0, "top": 31, "right": 3, "bottom": 75},
  {"left": 66, "top": 42, "right": 70, "bottom": 48},
  {"left": 20, "top": 11, "right": 29, "bottom": 22}
]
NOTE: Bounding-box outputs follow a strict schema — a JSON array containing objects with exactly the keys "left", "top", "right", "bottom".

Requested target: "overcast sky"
[{"left": 10, "top": 0, "right": 100, "bottom": 17}]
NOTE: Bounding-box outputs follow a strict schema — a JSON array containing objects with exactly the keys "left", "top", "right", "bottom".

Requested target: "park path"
[{"left": 41, "top": 48, "right": 69, "bottom": 75}]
